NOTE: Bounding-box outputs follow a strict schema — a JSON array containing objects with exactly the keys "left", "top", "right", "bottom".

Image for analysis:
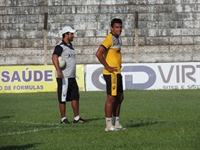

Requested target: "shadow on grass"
[
  {"left": 85, "top": 117, "right": 104, "bottom": 122},
  {"left": 0, "top": 143, "right": 41, "bottom": 150},
  {"left": 126, "top": 120, "right": 165, "bottom": 128},
  {"left": 0, "top": 115, "right": 14, "bottom": 120}
]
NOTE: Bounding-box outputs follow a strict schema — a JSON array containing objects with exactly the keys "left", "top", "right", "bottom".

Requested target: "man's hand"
[
  {"left": 52, "top": 54, "right": 63, "bottom": 78},
  {"left": 106, "top": 66, "right": 118, "bottom": 73},
  {"left": 57, "top": 70, "right": 63, "bottom": 79}
]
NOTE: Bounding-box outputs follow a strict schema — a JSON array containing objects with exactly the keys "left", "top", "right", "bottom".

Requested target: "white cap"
[{"left": 62, "top": 26, "right": 76, "bottom": 34}]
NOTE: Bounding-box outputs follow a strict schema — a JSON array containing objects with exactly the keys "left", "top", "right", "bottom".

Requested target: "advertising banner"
[
  {"left": 85, "top": 63, "right": 200, "bottom": 91},
  {"left": 0, "top": 65, "right": 85, "bottom": 93}
]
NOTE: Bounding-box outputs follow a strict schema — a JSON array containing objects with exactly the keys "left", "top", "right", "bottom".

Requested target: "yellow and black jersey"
[{"left": 101, "top": 33, "right": 122, "bottom": 75}]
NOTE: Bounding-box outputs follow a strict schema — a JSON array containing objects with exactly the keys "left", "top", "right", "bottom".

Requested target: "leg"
[
  {"left": 59, "top": 102, "right": 70, "bottom": 124},
  {"left": 113, "top": 92, "right": 125, "bottom": 129},
  {"left": 57, "top": 78, "right": 66, "bottom": 118},
  {"left": 104, "top": 74, "right": 116, "bottom": 118},
  {"left": 71, "top": 100, "right": 79, "bottom": 117},
  {"left": 71, "top": 99, "right": 85, "bottom": 123},
  {"left": 105, "top": 95, "right": 116, "bottom": 130},
  {"left": 105, "top": 95, "right": 115, "bottom": 118},
  {"left": 68, "top": 78, "right": 85, "bottom": 123},
  {"left": 112, "top": 92, "right": 124, "bottom": 117},
  {"left": 56, "top": 78, "right": 69, "bottom": 123},
  {"left": 103, "top": 74, "right": 118, "bottom": 130},
  {"left": 113, "top": 74, "right": 124, "bottom": 117},
  {"left": 113, "top": 74, "right": 125, "bottom": 129},
  {"left": 59, "top": 102, "right": 66, "bottom": 118}
]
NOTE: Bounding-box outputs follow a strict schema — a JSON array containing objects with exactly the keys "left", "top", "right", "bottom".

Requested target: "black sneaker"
[
  {"left": 60, "top": 118, "right": 70, "bottom": 124},
  {"left": 73, "top": 117, "right": 85, "bottom": 123}
]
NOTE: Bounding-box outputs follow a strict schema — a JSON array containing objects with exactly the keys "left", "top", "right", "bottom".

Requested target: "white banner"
[{"left": 85, "top": 62, "right": 200, "bottom": 91}]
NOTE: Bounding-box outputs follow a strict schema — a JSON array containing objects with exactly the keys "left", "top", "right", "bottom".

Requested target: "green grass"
[{"left": 0, "top": 90, "right": 200, "bottom": 150}]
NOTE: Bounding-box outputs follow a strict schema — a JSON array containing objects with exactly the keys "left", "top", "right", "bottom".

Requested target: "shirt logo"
[{"left": 67, "top": 54, "right": 75, "bottom": 58}]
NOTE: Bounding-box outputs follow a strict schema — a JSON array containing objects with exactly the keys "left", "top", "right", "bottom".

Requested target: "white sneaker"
[
  {"left": 114, "top": 124, "right": 126, "bottom": 130},
  {"left": 105, "top": 126, "right": 118, "bottom": 131}
]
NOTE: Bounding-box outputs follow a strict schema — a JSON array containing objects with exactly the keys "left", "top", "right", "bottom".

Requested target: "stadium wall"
[{"left": 0, "top": 0, "right": 200, "bottom": 66}]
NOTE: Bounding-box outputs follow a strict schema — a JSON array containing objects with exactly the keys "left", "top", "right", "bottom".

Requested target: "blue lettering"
[
  {"left": 1, "top": 71, "right": 10, "bottom": 82},
  {"left": 45, "top": 70, "right": 53, "bottom": 81},
  {"left": 34, "top": 71, "right": 43, "bottom": 82},
  {"left": 11, "top": 71, "right": 21, "bottom": 82},
  {"left": 22, "top": 70, "right": 32, "bottom": 82},
  {"left": 91, "top": 65, "right": 157, "bottom": 90},
  {"left": 121, "top": 66, "right": 156, "bottom": 89},
  {"left": 91, "top": 67, "right": 105, "bottom": 90}
]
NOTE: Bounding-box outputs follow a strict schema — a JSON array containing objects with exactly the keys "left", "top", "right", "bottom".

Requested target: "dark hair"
[
  {"left": 111, "top": 18, "right": 122, "bottom": 27},
  {"left": 62, "top": 32, "right": 69, "bottom": 39},
  {"left": 62, "top": 34, "right": 65, "bottom": 39}
]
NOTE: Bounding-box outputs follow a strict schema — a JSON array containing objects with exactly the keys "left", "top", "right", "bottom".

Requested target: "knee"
[
  {"left": 107, "top": 95, "right": 115, "bottom": 104},
  {"left": 119, "top": 94, "right": 124, "bottom": 103}
]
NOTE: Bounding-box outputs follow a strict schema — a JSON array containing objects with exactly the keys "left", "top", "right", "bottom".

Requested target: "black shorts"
[
  {"left": 103, "top": 74, "right": 123, "bottom": 96},
  {"left": 56, "top": 77, "right": 79, "bottom": 103}
]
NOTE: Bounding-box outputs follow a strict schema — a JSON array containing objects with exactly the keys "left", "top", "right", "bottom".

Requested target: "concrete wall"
[{"left": 0, "top": 0, "right": 200, "bottom": 66}]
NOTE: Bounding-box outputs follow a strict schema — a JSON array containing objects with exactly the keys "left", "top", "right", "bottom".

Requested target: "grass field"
[{"left": 0, "top": 89, "right": 200, "bottom": 150}]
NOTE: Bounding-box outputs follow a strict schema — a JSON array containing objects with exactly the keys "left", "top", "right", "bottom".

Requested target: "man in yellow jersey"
[{"left": 96, "top": 18, "right": 125, "bottom": 131}]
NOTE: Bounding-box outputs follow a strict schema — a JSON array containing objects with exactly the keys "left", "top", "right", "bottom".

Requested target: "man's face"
[
  {"left": 110, "top": 23, "right": 122, "bottom": 36},
  {"left": 66, "top": 32, "right": 74, "bottom": 42}
]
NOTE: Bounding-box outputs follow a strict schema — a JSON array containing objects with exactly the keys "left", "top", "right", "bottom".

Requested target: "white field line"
[
  {"left": 0, "top": 121, "right": 61, "bottom": 137},
  {"left": 3, "top": 120, "right": 59, "bottom": 126}
]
